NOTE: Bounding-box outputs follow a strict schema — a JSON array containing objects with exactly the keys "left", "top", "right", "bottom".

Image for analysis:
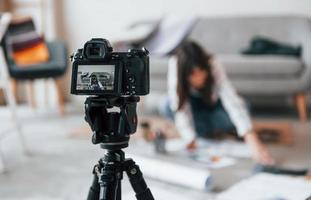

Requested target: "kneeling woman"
[{"left": 161, "top": 41, "right": 275, "bottom": 165}]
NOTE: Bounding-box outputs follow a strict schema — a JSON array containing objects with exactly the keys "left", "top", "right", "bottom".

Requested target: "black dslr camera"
[
  {"left": 70, "top": 38, "right": 149, "bottom": 96},
  {"left": 70, "top": 38, "right": 154, "bottom": 200}
]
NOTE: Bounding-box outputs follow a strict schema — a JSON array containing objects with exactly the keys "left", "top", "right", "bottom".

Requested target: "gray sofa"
[{"left": 149, "top": 16, "right": 311, "bottom": 121}]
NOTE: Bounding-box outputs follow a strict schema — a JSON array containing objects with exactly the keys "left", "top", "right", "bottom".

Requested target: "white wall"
[
  {"left": 9, "top": 0, "right": 311, "bottom": 61},
  {"left": 56, "top": 0, "right": 311, "bottom": 52}
]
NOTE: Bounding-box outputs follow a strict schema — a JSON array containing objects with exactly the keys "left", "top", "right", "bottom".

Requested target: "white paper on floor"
[
  {"left": 123, "top": 186, "right": 209, "bottom": 200},
  {"left": 166, "top": 139, "right": 252, "bottom": 159},
  {"left": 191, "top": 154, "right": 236, "bottom": 169},
  {"left": 196, "top": 139, "right": 252, "bottom": 158},
  {"left": 216, "top": 173, "right": 311, "bottom": 200},
  {"left": 128, "top": 154, "right": 211, "bottom": 190}
]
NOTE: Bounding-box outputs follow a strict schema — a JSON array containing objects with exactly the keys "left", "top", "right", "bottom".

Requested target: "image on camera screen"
[{"left": 76, "top": 65, "right": 115, "bottom": 91}]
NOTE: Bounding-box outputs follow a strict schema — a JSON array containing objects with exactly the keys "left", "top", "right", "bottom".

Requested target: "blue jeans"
[
  {"left": 189, "top": 95, "right": 236, "bottom": 138},
  {"left": 159, "top": 96, "right": 236, "bottom": 138}
]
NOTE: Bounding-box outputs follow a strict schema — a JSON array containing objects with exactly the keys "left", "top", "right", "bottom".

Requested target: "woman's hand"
[{"left": 244, "top": 131, "right": 275, "bottom": 165}]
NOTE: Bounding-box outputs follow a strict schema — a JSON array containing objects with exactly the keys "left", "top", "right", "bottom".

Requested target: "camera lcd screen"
[{"left": 76, "top": 65, "right": 115, "bottom": 91}]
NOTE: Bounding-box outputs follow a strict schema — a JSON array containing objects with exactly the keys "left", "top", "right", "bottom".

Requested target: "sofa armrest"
[{"left": 298, "top": 20, "right": 311, "bottom": 91}]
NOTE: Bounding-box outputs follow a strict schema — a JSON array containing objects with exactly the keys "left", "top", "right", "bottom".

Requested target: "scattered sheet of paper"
[
  {"left": 217, "top": 173, "right": 311, "bottom": 200},
  {"left": 166, "top": 138, "right": 252, "bottom": 158},
  {"left": 196, "top": 139, "right": 252, "bottom": 158},
  {"left": 191, "top": 154, "right": 236, "bottom": 169},
  {"left": 157, "top": 138, "right": 250, "bottom": 169}
]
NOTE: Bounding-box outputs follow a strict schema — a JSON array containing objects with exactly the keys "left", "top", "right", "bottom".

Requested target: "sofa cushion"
[{"left": 216, "top": 54, "right": 304, "bottom": 78}]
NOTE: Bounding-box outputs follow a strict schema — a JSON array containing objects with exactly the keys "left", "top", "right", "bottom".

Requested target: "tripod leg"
[
  {"left": 99, "top": 163, "right": 120, "bottom": 200},
  {"left": 87, "top": 164, "right": 121, "bottom": 200},
  {"left": 87, "top": 166, "right": 100, "bottom": 200},
  {"left": 116, "top": 180, "right": 121, "bottom": 200},
  {"left": 125, "top": 160, "right": 154, "bottom": 200}
]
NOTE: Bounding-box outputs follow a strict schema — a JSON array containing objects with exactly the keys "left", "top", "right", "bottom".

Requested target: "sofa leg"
[
  {"left": 44, "top": 79, "right": 49, "bottom": 107},
  {"left": 295, "top": 93, "right": 308, "bottom": 122},
  {"left": 26, "top": 81, "right": 36, "bottom": 109},
  {"left": 54, "top": 78, "right": 65, "bottom": 116}
]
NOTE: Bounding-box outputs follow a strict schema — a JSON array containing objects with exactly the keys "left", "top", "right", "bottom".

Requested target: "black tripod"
[{"left": 84, "top": 96, "right": 154, "bottom": 200}]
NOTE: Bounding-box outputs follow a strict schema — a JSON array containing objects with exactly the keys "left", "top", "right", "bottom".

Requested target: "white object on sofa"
[{"left": 144, "top": 15, "right": 197, "bottom": 55}]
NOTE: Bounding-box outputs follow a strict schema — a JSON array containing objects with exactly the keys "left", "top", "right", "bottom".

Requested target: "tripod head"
[{"left": 84, "top": 95, "right": 139, "bottom": 150}]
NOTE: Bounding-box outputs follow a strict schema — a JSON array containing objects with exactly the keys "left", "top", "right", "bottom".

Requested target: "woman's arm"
[
  {"left": 214, "top": 62, "right": 252, "bottom": 137},
  {"left": 214, "top": 61, "right": 275, "bottom": 165},
  {"left": 167, "top": 56, "right": 179, "bottom": 111},
  {"left": 175, "top": 104, "right": 197, "bottom": 144}
]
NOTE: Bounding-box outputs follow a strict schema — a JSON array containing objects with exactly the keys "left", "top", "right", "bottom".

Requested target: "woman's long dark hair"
[{"left": 176, "top": 40, "right": 215, "bottom": 110}]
